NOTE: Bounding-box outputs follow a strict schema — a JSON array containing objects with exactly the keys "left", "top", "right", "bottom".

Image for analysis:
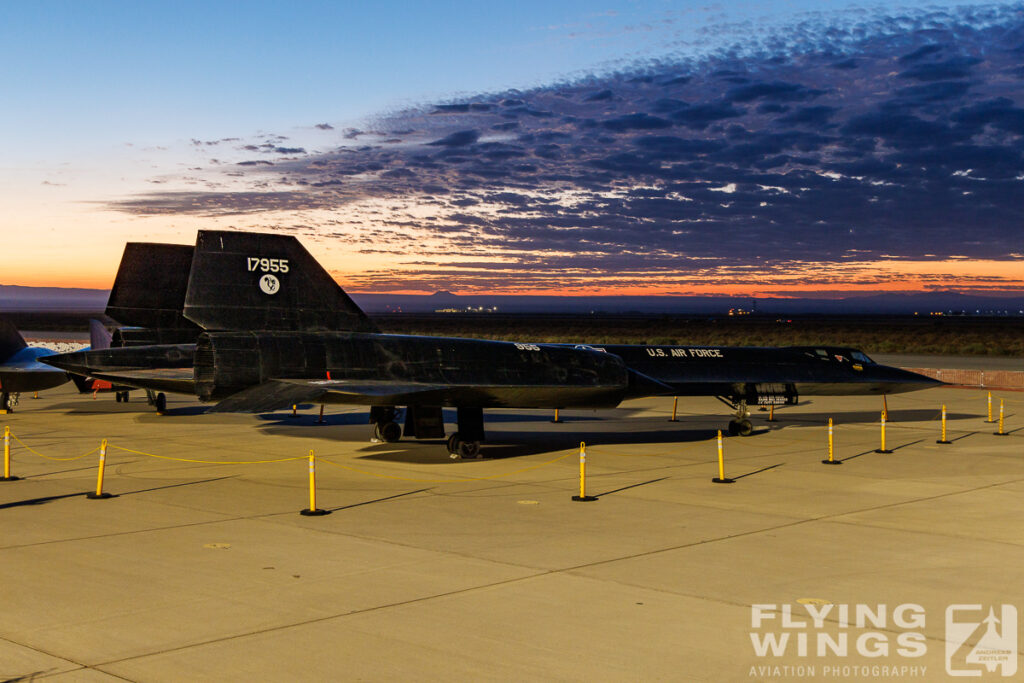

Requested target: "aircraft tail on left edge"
[{"left": 0, "top": 317, "right": 28, "bottom": 362}]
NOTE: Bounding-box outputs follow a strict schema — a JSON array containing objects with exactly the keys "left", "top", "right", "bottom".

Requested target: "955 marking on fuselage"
[{"left": 247, "top": 257, "right": 289, "bottom": 273}]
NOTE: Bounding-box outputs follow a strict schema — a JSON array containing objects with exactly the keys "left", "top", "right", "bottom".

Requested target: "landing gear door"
[{"left": 404, "top": 405, "right": 446, "bottom": 439}]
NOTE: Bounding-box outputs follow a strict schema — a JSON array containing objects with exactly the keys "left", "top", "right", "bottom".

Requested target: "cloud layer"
[{"left": 110, "top": 5, "right": 1024, "bottom": 294}]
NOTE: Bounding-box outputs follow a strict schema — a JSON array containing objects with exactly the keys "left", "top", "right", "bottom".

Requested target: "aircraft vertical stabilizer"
[
  {"left": 0, "top": 317, "right": 27, "bottom": 362},
  {"left": 106, "top": 242, "right": 199, "bottom": 330},
  {"left": 88, "top": 319, "right": 113, "bottom": 350},
  {"left": 183, "top": 230, "right": 377, "bottom": 332}
]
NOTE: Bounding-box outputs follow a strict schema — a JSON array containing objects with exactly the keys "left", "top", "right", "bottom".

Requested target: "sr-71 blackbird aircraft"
[{"left": 43, "top": 230, "right": 940, "bottom": 458}]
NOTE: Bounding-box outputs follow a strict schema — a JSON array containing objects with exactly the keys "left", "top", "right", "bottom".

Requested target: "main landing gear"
[
  {"left": 370, "top": 406, "right": 402, "bottom": 443},
  {"left": 369, "top": 405, "right": 486, "bottom": 458},
  {"left": 0, "top": 391, "right": 17, "bottom": 413},
  {"left": 447, "top": 406, "right": 485, "bottom": 459},
  {"left": 717, "top": 396, "right": 753, "bottom": 436},
  {"left": 373, "top": 420, "right": 402, "bottom": 443},
  {"left": 446, "top": 433, "right": 481, "bottom": 459}
]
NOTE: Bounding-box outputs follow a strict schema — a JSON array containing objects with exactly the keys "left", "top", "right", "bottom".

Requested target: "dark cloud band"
[{"left": 109, "top": 4, "right": 1024, "bottom": 293}]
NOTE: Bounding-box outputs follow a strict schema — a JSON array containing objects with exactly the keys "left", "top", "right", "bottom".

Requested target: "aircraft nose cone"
[
  {"left": 874, "top": 365, "right": 944, "bottom": 392},
  {"left": 39, "top": 350, "right": 90, "bottom": 375},
  {"left": 895, "top": 367, "right": 943, "bottom": 386}
]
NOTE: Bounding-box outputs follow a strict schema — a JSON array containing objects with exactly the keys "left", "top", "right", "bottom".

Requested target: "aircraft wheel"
[
  {"left": 447, "top": 433, "right": 461, "bottom": 459},
  {"left": 458, "top": 440, "right": 482, "bottom": 459},
  {"left": 727, "top": 420, "right": 738, "bottom": 436},
  {"left": 1, "top": 392, "right": 10, "bottom": 412},
  {"left": 375, "top": 421, "right": 402, "bottom": 443},
  {"left": 121, "top": 392, "right": 130, "bottom": 403},
  {"left": 736, "top": 419, "right": 753, "bottom": 437},
  {"left": 155, "top": 392, "right": 167, "bottom": 413}
]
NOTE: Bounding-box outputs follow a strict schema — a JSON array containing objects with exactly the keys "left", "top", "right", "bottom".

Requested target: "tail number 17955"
[{"left": 247, "top": 257, "right": 289, "bottom": 273}]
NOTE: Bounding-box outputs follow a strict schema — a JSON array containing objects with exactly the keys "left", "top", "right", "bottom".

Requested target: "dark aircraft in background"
[
  {"left": 43, "top": 230, "right": 940, "bottom": 457},
  {"left": 69, "top": 320, "right": 138, "bottom": 402},
  {"left": 0, "top": 318, "right": 70, "bottom": 412},
  {"left": 66, "top": 242, "right": 202, "bottom": 410},
  {"left": 102, "top": 242, "right": 202, "bottom": 348}
]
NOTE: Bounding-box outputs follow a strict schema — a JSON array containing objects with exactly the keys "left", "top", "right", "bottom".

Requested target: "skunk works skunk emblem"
[{"left": 259, "top": 274, "right": 280, "bottom": 295}]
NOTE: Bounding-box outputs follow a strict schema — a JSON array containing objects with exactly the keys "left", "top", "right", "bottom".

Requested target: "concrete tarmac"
[{"left": 1, "top": 383, "right": 1022, "bottom": 681}]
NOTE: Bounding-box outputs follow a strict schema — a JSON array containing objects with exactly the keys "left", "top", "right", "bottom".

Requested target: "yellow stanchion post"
[
  {"left": 712, "top": 430, "right": 735, "bottom": 483},
  {"left": 291, "top": 404, "right": 297, "bottom": 418},
  {"left": 882, "top": 394, "right": 889, "bottom": 421},
  {"left": 768, "top": 404, "right": 777, "bottom": 423},
  {"left": 300, "top": 449, "right": 330, "bottom": 515},
  {"left": 86, "top": 439, "right": 114, "bottom": 499},
  {"left": 937, "top": 405, "right": 951, "bottom": 444},
  {"left": 2, "top": 426, "right": 20, "bottom": 481},
  {"left": 875, "top": 411, "right": 893, "bottom": 453},
  {"left": 822, "top": 418, "right": 841, "bottom": 465},
  {"left": 572, "top": 441, "right": 597, "bottom": 501},
  {"left": 986, "top": 391, "right": 995, "bottom": 423},
  {"left": 669, "top": 397, "right": 679, "bottom": 422},
  {"left": 994, "top": 399, "right": 1008, "bottom": 437},
  {"left": 551, "top": 408, "right": 562, "bottom": 423}
]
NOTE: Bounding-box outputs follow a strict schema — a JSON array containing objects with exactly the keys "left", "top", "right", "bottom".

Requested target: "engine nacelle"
[
  {"left": 194, "top": 331, "right": 337, "bottom": 401},
  {"left": 194, "top": 333, "right": 263, "bottom": 402}
]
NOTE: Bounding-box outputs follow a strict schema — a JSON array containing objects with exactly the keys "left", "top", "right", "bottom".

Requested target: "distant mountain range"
[
  {"left": 356, "top": 290, "right": 1024, "bottom": 315},
  {"left": 4, "top": 284, "right": 1021, "bottom": 315},
  {"left": 0, "top": 285, "right": 109, "bottom": 310}
]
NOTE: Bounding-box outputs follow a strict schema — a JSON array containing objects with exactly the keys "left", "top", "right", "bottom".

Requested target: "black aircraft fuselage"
[
  {"left": 52, "top": 332, "right": 933, "bottom": 410},
  {"left": 41, "top": 229, "right": 942, "bottom": 456},
  {"left": 195, "top": 332, "right": 631, "bottom": 408},
  {"left": 598, "top": 343, "right": 926, "bottom": 400}
]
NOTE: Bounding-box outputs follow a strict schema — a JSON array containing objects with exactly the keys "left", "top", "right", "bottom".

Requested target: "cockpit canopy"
[{"left": 795, "top": 347, "right": 875, "bottom": 364}]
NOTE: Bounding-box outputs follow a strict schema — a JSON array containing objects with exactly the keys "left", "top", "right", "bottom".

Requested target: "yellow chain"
[
  {"left": 10, "top": 433, "right": 99, "bottom": 462},
  {"left": 107, "top": 444, "right": 305, "bottom": 465},
  {"left": 318, "top": 451, "right": 575, "bottom": 483}
]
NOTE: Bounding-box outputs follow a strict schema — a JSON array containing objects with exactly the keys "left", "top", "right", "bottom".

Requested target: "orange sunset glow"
[{"left": 3, "top": 3, "right": 1023, "bottom": 307}]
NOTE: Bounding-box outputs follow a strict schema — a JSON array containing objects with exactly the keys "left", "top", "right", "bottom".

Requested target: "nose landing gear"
[
  {"left": 717, "top": 396, "right": 754, "bottom": 436},
  {"left": 728, "top": 417, "right": 753, "bottom": 436}
]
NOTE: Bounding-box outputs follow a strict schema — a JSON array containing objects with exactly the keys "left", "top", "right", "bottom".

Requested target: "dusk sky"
[{"left": 2, "top": 1, "right": 1023, "bottom": 297}]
